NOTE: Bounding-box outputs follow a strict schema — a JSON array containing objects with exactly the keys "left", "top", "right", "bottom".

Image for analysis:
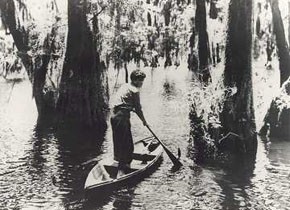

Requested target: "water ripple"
[{"left": 1, "top": 69, "right": 290, "bottom": 209}]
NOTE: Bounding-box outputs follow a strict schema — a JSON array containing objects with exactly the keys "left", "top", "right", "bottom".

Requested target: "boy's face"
[{"left": 132, "top": 79, "right": 144, "bottom": 88}]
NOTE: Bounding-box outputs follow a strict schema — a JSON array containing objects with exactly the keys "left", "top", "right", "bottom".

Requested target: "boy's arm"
[{"left": 133, "top": 92, "right": 147, "bottom": 126}]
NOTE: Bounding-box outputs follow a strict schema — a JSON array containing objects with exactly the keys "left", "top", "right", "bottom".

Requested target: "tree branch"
[{"left": 89, "top": 6, "right": 107, "bottom": 21}]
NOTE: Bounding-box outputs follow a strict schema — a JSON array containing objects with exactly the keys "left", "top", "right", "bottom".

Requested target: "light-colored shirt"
[{"left": 111, "top": 84, "right": 144, "bottom": 119}]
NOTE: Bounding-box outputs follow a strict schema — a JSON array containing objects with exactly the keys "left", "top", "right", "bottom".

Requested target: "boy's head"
[
  {"left": 130, "top": 70, "right": 146, "bottom": 88},
  {"left": 130, "top": 70, "right": 146, "bottom": 81}
]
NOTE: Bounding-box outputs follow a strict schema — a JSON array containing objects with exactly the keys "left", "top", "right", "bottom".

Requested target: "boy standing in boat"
[{"left": 111, "top": 70, "right": 148, "bottom": 173}]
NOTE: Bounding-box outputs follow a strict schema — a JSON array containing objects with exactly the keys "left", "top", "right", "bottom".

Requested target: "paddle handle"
[{"left": 145, "top": 125, "right": 165, "bottom": 147}]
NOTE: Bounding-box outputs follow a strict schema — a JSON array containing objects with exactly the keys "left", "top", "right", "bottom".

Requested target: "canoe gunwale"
[{"left": 84, "top": 138, "right": 163, "bottom": 192}]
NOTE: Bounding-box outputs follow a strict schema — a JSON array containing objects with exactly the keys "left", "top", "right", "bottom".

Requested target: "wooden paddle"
[{"left": 144, "top": 124, "right": 183, "bottom": 168}]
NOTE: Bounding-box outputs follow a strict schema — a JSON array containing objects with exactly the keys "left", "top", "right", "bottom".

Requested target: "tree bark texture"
[
  {"left": 0, "top": 0, "right": 31, "bottom": 78},
  {"left": 163, "top": 29, "right": 173, "bottom": 67},
  {"left": 147, "top": 12, "right": 152, "bottom": 26},
  {"left": 154, "top": 0, "right": 159, "bottom": 6},
  {"left": 163, "top": 0, "right": 171, "bottom": 27},
  {"left": 221, "top": 0, "right": 257, "bottom": 154},
  {"left": 260, "top": 81, "right": 290, "bottom": 139},
  {"left": 113, "top": 2, "right": 122, "bottom": 71},
  {"left": 270, "top": 0, "right": 290, "bottom": 86},
  {"left": 288, "top": 2, "right": 290, "bottom": 47},
  {"left": 195, "top": 0, "right": 211, "bottom": 83},
  {"left": 92, "top": 9, "right": 109, "bottom": 108},
  {"left": 259, "top": 0, "right": 290, "bottom": 139},
  {"left": 0, "top": 0, "right": 55, "bottom": 116},
  {"left": 189, "top": 105, "right": 214, "bottom": 163},
  {"left": 187, "top": 27, "right": 199, "bottom": 71},
  {"left": 56, "top": 0, "right": 107, "bottom": 130},
  {"left": 260, "top": 99, "right": 290, "bottom": 139},
  {"left": 209, "top": 0, "right": 218, "bottom": 19}
]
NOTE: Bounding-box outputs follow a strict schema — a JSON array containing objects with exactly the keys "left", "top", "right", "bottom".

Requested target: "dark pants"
[{"left": 110, "top": 109, "right": 134, "bottom": 165}]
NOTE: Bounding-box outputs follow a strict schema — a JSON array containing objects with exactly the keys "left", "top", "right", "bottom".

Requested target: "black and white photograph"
[{"left": 0, "top": 0, "right": 290, "bottom": 209}]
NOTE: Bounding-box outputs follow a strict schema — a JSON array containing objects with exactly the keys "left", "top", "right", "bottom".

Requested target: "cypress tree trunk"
[
  {"left": 147, "top": 12, "right": 152, "bottom": 26},
  {"left": 0, "top": 1, "right": 32, "bottom": 79},
  {"left": 195, "top": 0, "right": 211, "bottom": 83},
  {"left": 260, "top": 81, "right": 290, "bottom": 139},
  {"left": 187, "top": 27, "right": 198, "bottom": 71},
  {"left": 0, "top": 1, "right": 54, "bottom": 116},
  {"left": 92, "top": 5, "right": 109, "bottom": 116},
  {"left": 164, "top": 29, "right": 172, "bottom": 67},
  {"left": 221, "top": 0, "right": 257, "bottom": 154},
  {"left": 260, "top": 0, "right": 290, "bottom": 139},
  {"left": 113, "top": 2, "right": 122, "bottom": 71},
  {"left": 288, "top": 2, "right": 290, "bottom": 46},
  {"left": 124, "top": 63, "right": 129, "bottom": 83},
  {"left": 154, "top": 0, "right": 159, "bottom": 6},
  {"left": 216, "top": 43, "right": 221, "bottom": 63},
  {"left": 163, "top": 0, "right": 171, "bottom": 27},
  {"left": 33, "top": 54, "right": 51, "bottom": 115},
  {"left": 270, "top": 0, "right": 290, "bottom": 86},
  {"left": 256, "top": 2, "right": 262, "bottom": 39},
  {"left": 209, "top": 0, "right": 218, "bottom": 19},
  {"left": 56, "top": 0, "right": 107, "bottom": 130}
]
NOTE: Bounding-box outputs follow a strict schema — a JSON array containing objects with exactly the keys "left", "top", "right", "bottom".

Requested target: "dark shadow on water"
[
  {"left": 170, "top": 164, "right": 183, "bottom": 172},
  {"left": 5, "top": 77, "right": 24, "bottom": 83},
  {"left": 260, "top": 135, "right": 290, "bottom": 165},
  {"left": 111, "top": 188, "right": 135, "bottom": 210},
  {"left": 20, "top": 123, "right": 56, "bottom": 197},
  {"left": 84, "top": 188, "right": 135, "bottom": 210},
  {"left": 162, "top": 79, "right": 177, "bottom": 100},
  {"left": 29, "top": 121, "right": 107, "bottom": 209},
  {"left": 55, "top": 126, "right": 106, "bottom": 209},
  {"left": 209, "top": 155, "right": 256, "bottom": 209},
  {"left": 83, "top": 191, "right": 113, "bottom": 210},
  {"left": 187, "top": 127, "right": 257, "bottom": 209}
]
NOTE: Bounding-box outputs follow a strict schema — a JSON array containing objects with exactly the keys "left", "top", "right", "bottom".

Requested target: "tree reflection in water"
[{"left": 31, "top": 122, "right": 106, "bottom": 209}]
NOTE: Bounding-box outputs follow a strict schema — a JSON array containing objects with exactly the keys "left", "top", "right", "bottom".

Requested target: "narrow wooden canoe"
[{"left": 84, "top": 138, "right": 163, "bottom": 192}]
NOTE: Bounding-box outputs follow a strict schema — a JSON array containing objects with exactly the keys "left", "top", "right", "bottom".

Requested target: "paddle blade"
[
  {"left": 163, "top": 146, "right": 183, "bottom": 167},
  {"left": 143, "top": 124, "right": 182, "bottom": 168}
]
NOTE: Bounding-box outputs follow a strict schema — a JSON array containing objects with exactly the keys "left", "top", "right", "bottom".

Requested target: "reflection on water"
[
  {"left": 162, "top": 79, "right": 177, "bottom": 99},
  {"left": 111, "top": 189, "right": 134, "bottom": 210},
  {"left": 1, "top": 66, "right": 290, "bottom": 210},
  {"left": 211, "top": 158, "right": 256, "bottom": 209},
  {"left": 53, "top": 127, "right": 106, "bottom": 210}
]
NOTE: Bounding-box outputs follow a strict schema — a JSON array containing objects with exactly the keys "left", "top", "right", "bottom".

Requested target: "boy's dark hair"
[{"left": 130, "top": 70, "right": 146, "bottom": 81}]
